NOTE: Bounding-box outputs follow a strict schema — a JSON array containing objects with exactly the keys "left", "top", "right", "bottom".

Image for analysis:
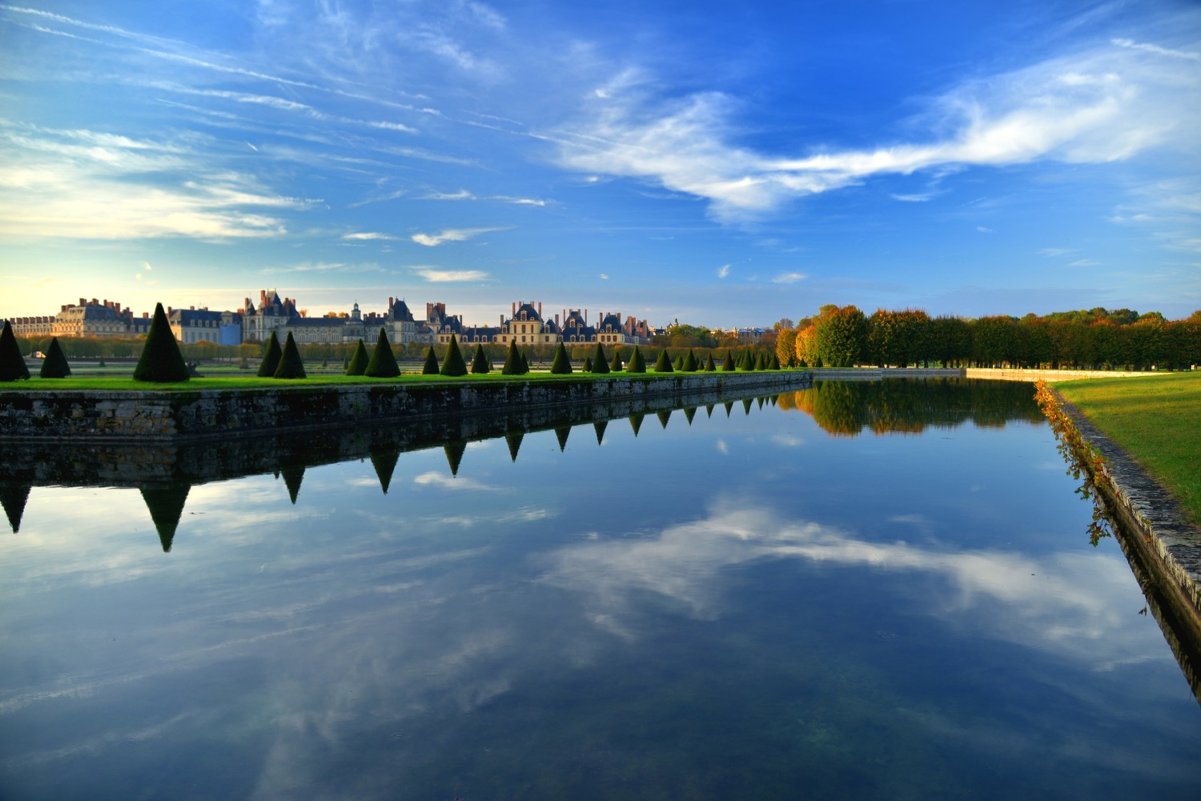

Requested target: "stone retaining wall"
[{"left": 0, "top": 372, "right": 813, "bottom": 442}]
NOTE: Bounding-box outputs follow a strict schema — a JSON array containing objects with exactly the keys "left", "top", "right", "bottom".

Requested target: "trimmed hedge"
[
  {"left": 591, "top": 342, "right": 610, "bottom": 373},
  {"left": 610, "top": 350, "right": 623, "bottom": 372},
  {"left": 502, "top": 340, "right": 525, "bottom": 375},
  {"left": 654, "top": 349, "right": 674, "bottom": 372},
  {"left": 135, "top": 303, "right": 190, "bottom": 383},
  {"left": 550, "top": 342, "right": 573, "bottom": 374},
  {"left": 441, "top": 335, "right": 468, "bottom": 376},
  {"left": 471, "top": 343, "right": 491, "bottom": 374},
  {"left": 0, "top": 321, "right": 29, "bottom": 381},
  {"left": 346, "top": 339, "right": 369, "bottom": 375},
  {"left": 722, "top": 350, "right": 736, "bottom": 371},
  {"left": 366, "top": 329, "right": 401, "bottom": 378},
  {"left": 256, "top": 331, "right": 282, "bottom": 378},
  {"left": 704, "top": 352, "right": 716, "bottom": 372},
  {"left": 39, "top": 337, "right": 71, "bottom": 378},
  {"left": 421, "top": 346, "right": 440, "bottom": 375},
  {"left": 627, "top": 346, "right": 646, "bottom": 373},
  {"left": 273, "top": 332, "right": 307, "bottom": 379},
  {"left": 683, "top": 349, "right": 698, "bottom": 371}
]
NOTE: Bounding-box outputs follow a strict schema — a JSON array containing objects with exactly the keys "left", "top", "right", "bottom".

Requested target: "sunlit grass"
[{"left": 1054, "top": 371, "right": 1201, "bottom": 525}]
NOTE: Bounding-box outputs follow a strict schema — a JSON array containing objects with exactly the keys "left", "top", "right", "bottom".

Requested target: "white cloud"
[
  {"left": 976, "top": 226, "right": 993, "bottom": 233},
  {"left": 771, "top": 272, "right": 806, "bottom": 284},
  {"left": 1068, "top": 258, "right": 1101, "bottom": 267},
  {"left": 415, "top": 268, "right": 489, "bottom": 282},
  {"left": 891, "top": 192, "right": 935, "bottom": 202},
  {"left": 555, "top": 39, "right": 1201, "bottom": 220},
  {"left": 413, "top": 471, "right": 496, "bottom": 490},
  {"left": 717, "top": 264, "right": 731, "bottom": 279},
  {"left": 342, "top": 231, "right": 397, "bottom": 241},
  {"left": 1111, "top": 37, "right": 1201, "bottom": 63},
  {"left": 599, "top": 273, "right": 609, "bottom": 280},
  {"left": 410, "top": 227, "right": 507, "bottom": 247},
  {"left": 1039, "top": 247, "right": 1075, "bottom": 257}
]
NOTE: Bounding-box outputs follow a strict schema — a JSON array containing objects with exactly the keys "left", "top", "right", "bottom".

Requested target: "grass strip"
[{"left": 1054, "top": 371, "right": 1201, "bottom": 526}]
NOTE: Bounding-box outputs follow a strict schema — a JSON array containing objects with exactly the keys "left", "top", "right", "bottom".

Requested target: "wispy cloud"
[
  {"left": 261, "top": 261, "right": 386, "bottom": 274},
  {"left": 555, "top": 39, "right": 1201, "bottom": 220},
  {"left": 891, "top": 192, "right": 935, "bottom": 202},
  {"left": 1068, "top": 258, "right": 1100, "bottom": 267},
  {"left": 414, "top": 268, "right": 489, "bottom": 282},
  {"left": 425, "top": 189, "right": 547, "bottom": 206},
  {"left": 411, "top": 227, "right": 507, "bottom": 247},
  {"left": 1111, "top": 37, "right": 1201, "bottom": 63},
  {"left": 1039, "top": 248, "right": 1075, "bottom": 257},
  {"left": 771, "top": 272, "right": 806, "bottom": 284},
  {"left": 717, "top": 264, "right": 731, "bottom": 279},
  {"left": 342, "top": 232, "right": 397, "bottom": 241},
  {"left": 413, "top": 471, "right": 496, "bottom": 489}
]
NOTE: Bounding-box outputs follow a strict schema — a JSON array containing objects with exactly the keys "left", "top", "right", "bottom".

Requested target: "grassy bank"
[{"left": 1054, "top": 371, "right": 1201, "bottom": 525}]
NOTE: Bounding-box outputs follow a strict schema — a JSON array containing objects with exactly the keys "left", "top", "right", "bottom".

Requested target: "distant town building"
[
  {"left": 494, "top": 301, "right": 561, "bottom": 347},
  {"left": 7, "top": 298, "right": 146, "bottom": 339},
  {"left": 169, "top": 307, "right": 242, "bottom": 345}
]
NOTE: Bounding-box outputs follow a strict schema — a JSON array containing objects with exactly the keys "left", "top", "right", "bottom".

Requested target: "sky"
[{"left": 1, "top": 0, "right": 1199, "bottom": 328}]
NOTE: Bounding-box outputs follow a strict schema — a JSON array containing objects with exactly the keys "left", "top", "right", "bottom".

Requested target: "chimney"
[
  {"left": 538, "top": 301, "right": 542, "bottom": 317},
  {"left": 79, "top": 298, "right": 86, "bottom": 307},
  {"left": 555, "top": 313, "right": 560, "bottom": 327},
  {"left": 512, "top": 301, "right": 516, "bottom": 316},
  {"left": 585, "top": 308, "right": 588, "bottom": 324},
  {"left": 500, "top": 314, "right": 504, "bottom": 325},
  {"left": 388, "top": 296, "right": 394, "bottom": 309},
  {"left": 143, "top": 312, "right": 149, "bottom": 318},
  {"left": 190, "top": 305, "right": 195, "bottom": 311}
]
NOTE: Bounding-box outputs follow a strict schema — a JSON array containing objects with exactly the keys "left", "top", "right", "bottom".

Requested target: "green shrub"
[
  {"left": 366, "top": 329, "right": 401, "bottom": 377},
  {"left": 471, "top": 343, "right": 491, "bottom": 374},
  {"left": 583, "top": 356, "right": 593, "bottom": 372},
  {"left": 654, "top": 349, "right": 674, "bottom": 372},
  {"left": 273, "top": 332, "right": 307, "bottom": 379},
  {"left": 346, "top": 339, "right": 369, "bottom": 375},
  {"left": 683, "top": 349, "right": 698, "bottom": 371},
  {"left": 591, "top": 343, "right": 610, "bottom": 373},
  {"left": 550, "top": 342, "right": 572, "bottom": 374},
  {"left": 421, "top": 345, "right": 440, "bottom": 375},
  {"left": 441, "top": 335, "right": 468, "bottom": 376},
  {"left": 39, "top": 336, "right": 71, "bottom": 378},
  {"left": 256, "top": 331, "right": 282, "bottom": 378},
  {"left": 673, "top": 354, "right": 684, "bottom": 370},
  {"left": 610, "top": 350, "right": 623, "bottom": 372},
  {"left": 722, "top": 350, "right": 736, "bottom": 371},
  {"left": 502, "top": 340, "right": 524, "bottom": 375},
  {"left": 704, "top": 352, "right": 716, "bottom": 372},
  {"left": 134, "top": 303, "right": 190, "bottom": 382},
  {"left": 769, "top": 352, "right": 782, "bottom": 370},
  {"left": 628, "top": 346, "right": 646, "bottom": 373},
  {"left": 521, "top": 351, "right": 530, "bottom": 373}
]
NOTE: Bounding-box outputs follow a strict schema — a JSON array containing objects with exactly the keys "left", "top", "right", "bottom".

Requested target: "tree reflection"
[
  {"left": 139, "top": 483, "right": 191, "bottom": 552},
  {"left": 777, "top": 379, "right": 1044, "bottom": 437},
  {"left": 1, "top": 482, "right": 32, "bottom": 533}
]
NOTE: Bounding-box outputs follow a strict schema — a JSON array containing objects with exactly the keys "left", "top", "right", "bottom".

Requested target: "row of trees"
[{"left": 775, "top": 306, "right": 1201, "bottom": 370}]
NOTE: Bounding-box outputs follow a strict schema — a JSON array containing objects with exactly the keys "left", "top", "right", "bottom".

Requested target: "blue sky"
[{"left": 1, "top": 0, "right": 1198, "bottom": 327}]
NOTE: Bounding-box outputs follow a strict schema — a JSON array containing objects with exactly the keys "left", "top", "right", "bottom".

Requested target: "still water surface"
[{"left": 1, "top": 380, "right": 1199, "bottom": 799}]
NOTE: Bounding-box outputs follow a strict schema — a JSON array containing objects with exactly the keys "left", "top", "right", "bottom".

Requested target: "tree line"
[{"left": 772, "top": 306, "right": 1201, "bottom": 370}]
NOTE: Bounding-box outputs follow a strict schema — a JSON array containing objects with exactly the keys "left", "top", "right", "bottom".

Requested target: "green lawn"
[{"left": 1055, "top": 371, "right": 1201, "bottom": 526}]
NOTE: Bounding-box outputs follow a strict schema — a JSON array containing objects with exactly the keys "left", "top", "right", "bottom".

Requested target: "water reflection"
[
  {"left": 778, "top": 378, "right": 1044, "bottom": 436},
  {"left": 3, "top": 380, "right": 1200, "bottom": 801}
]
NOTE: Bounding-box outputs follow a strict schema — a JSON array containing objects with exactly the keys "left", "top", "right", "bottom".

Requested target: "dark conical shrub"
[
  {"left": 39, "top": 336, "right": 70, "bottom": 378},
  {"left": 594, "top": 420, "right": 607, "bottom": 445},
  {"left": 684, "top": 407, "right": 697, "bottom": 425},
  {"left": 629, "top": 412, "right": 645, "bottom": 436},
  {"left": 769, "top": 352, "right": 782, "bottom": 370},
  {"left": 550, "top": 342, "right": 572, "bottom": 374},
  {"left": 421, "top": 345, "right": 440, "bottom": 375},
  {"left": 704, "top": 352, "right": 716, "bottom": 371},
  {"left": 441, "top": 335, "right": 468, "bottom": 376},
  {"left": 628, "top": 346, "right": 646, "bottom": 373},
  {"left": 256, "top": 331, "right": 282, "bottom": 378},
  {"left": 657, "top": 409, "right": 671, "bottom": 429},
  {"left": 366, "top": 329, "right": 401, "bottom": 377},
  {"left": 683, "top": 349, "right": 698, "bottom": 371},
  {"left": 346, "top": 339, "right": 369, "bottom": 375},
  {"left": 521, "top": 350, "right": 530, "bottom": 373},
  {"left": 134, "top": 303, "right": 190, "bottom": 382},
  {"left": 471, "top": 343, "right": 490, "bottom": 374},
  {"left": 591, "top": 343, "right": 610, "bottom": 373},
  {"left": 673, "top": 354, "right": 684, "bottom": 371},
  {"left": 754, "top": 351, "right": 768, "bottom": 371},
  {"left": 554, "top": 424, "right": 571, "bottom": 451},
  {"left": 583, "top": 356, "right": 593, "bottom": 372},
  {"left": 505, "top": 431, "right": 524, "bottom": 462},
  {"left": 654, "top": 349, "right": 673, "bottom": 372},
  {"left": 281, "top": 465, "right": 305, "bottom": 504},
  {"left": 273, "top": 332, "right": 307, "bottom": 379},
  {"left": 370, "top": 447, "right": 400, "bottom": 494},
  {"left": 444, "top": 440, "right": 466, "bottom": 476},
  {"left": 610, "top": 350, "right": 623, "bottom": 372},
  {"left": 0, "top": 321, "right": 29, "bottom": 381},
  {"left": 0, "top": 482, "right": 32, "bottom": 533},
  {"left": 502, "top": 340, "right": 523, "bottom": 375},
  {"left": 722, "top": 350, "right": 736, "bottom": 371}
]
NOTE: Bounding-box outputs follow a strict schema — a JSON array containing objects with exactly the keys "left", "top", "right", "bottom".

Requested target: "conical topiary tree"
[
  {"left": 683, "top": 349, "right": 698, "bottom": 371},
  {"left": 273, "top": 332, "right": 307, "bottom": 379},
  {"left": 722, "top": 350, "right": 736, "bottom": 371},
  {"left": 421, "top": 345, "right": 440, "bottom": 375},
  {"left": 521, "top": 351, "right": 530, "bottom": 373},
  {"left": 654, "top": 349, "right": 673, "bottom": 372},
  {"left": 134, "top": 303, "right": 190, "bottom": 382},
  {"left": 441, "top": 334, "right": 468, "bottom": 376},
  {"left": 502, "top": 340, "right": 523, "bottom": 375},
  {"left": 627, "top": 346, "right": 646, "bottom": 373},
  {"left": 345, "top": 339, "right": 369, "bottom": 375},
  {"left": 704, "top": 352, "right": 716, "bottom": 372},
  {"left": 754, "top": 350, "right": 768, "bottom": 370},
  {"left": 0, "top": 321, "right": 29, "bottom": 381},
  {"left": 610, "top": 349, "right": 623, "bottom": 372},
  {"left": 550, "top": 342, "right": 572, "bottom": 374},
  {"left": 256, "top": 331, "right": 282, "bottom": 378},
  {"left": 366, "top": 329, "right": 401, "bottom": 378},
  {"left": 39, "top": 336, "right": 71, "bottom": 378},
  {"left": 471, "top": 343, "right": 490, "bottom": 374},
  {"left": 591, "top": 342, "right": 610, "bottom": 373},
  {"left": 769, "top": 352, "right": 782, "bottom": 370},
  {"left": 583, "top": 356, "right": 593, "bottom": 372},
  {"left": 673, "top": 354, "right": 684, "bottom": 370}
]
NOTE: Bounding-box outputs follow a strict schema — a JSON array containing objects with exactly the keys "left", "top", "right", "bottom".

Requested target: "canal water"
[{"left": 1, "top": 379, "right": 1199, "bottom": 799}]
